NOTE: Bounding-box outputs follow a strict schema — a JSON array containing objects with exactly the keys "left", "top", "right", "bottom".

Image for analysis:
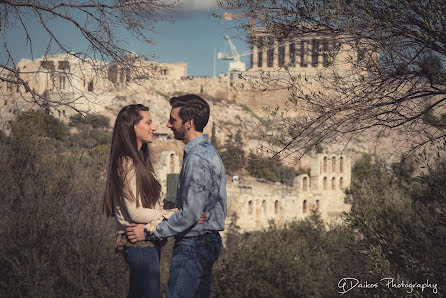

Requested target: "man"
[{"left": 127, "top": 94, "right": 227, "bottom": 297}]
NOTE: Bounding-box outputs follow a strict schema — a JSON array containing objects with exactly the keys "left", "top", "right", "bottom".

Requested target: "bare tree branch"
[
  {"left": 0, "top": 0, "right": 178, "bottom": 114},
  {"left": 221, "top": 0, "right": 446, "bottom": 159}
]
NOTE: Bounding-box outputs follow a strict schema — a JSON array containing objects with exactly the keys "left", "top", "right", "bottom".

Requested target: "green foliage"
[
  {"left": 391, "top": 158, "right": 415, "bottom": 184},
  {"left": 315, "top": 142, "right": 324, "bottom": 153},
  {"left": 344, "top": 156, "right": 446, "bottom": 296},
  {"left": 351, "top": 153, "right": 381, "bottom": 184},
  {"left": 422, "top": 110, "right": 446, "bottom": 129},
  {"left": 159, "top": 239, "right": 174, "bottom": 297},
  {"left": 220, "top": 130, "right": 245, "bottom": 174},
  {"left": 212, "top": 211, "right": 357, "bottom": 297},
  {"left": 68, "top": 113, "right": 111, "bottom": 148},
  {"left": 69, "top": 113, "right": 110, "bottom": 129},
  {"left": 155, "top": 90, "right": 169, "bottom": 99},
  {"left": 247, "top": 152, "right": 297, "bottom": 185},
  {"left": 225, "top": 212, "right": 242, "bottom": 248},
  {"left": 213, "top": 155, "right": 445, "bottom": 297},
  {"left": 0, "top": 117, "right": 127, "bottom": 296},
  {"left": 13, "top": 112, "right": 68, "bottom": 141},
  {"left": 3, "top": 109, "right": 444, "bottom": 297},
  {"left": 218, "top": 119, "right": 242, "bottom": 128},
  {"left": 257, "top": 167, "right": 279, "bottom": 182}
]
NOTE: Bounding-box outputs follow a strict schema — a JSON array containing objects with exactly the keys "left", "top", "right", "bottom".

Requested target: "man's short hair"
[{"left": 169, "top": 94, "right": 210, "bottom": 132}]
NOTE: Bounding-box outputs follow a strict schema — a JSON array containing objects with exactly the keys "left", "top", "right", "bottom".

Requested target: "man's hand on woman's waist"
[{"left": 126, "top": 212, "right": 206, "bottom": 243}]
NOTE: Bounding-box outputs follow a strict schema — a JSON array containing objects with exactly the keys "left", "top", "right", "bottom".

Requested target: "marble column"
[
  {"left": 252, "top": 43, "right": 258, "bottom": 70},
  {"left": 284, "top": 42, "right": 290, "bottom": 66},
  {"left": 273, "top": 39, "right": 279, "bottom": 68},
  {"left": 262, "top": 44, "right": 267, "bottom": 69}
]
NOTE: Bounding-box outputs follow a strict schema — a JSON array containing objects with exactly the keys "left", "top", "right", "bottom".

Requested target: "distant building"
[
  {"left": 243, "top": 26, "right": 371, "bottom": 78},
  {"left": 108, "top": 53, "right": 187, "bottom": 88},
  {"left": 156, "top": 152, "right": 352, "bottom": 234},
  {"left": 0, "top": 53, "right": 112, "bottom": 120},
  {"left": 2, "top": 53, "right": 109, "bottom": 96},
  {"left": 0, "top": 53, "right": 188, "bottom": 122}
]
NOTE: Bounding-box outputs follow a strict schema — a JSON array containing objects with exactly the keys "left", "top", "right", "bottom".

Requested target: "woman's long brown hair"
[{"left": 103, "top": 104, "right": 161, "bottom": 217}]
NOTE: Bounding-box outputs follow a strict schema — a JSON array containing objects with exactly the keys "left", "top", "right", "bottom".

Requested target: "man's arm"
[
  {"left": 126, "top": 212, "right": 207, "bottom": 242},
  {"left": 127, "top": 155, "right": 211, "bottom": 242},
  {"left": 153, "top": 155, "right": 212, "bottom": 238}
]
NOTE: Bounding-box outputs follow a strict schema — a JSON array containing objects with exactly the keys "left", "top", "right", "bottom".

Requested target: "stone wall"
[
  {"left": 155, "top": 151, "right": 352, "bottom": 233},
  {"left": 226, "top": 153, "right": 351, "bottom": 232}
]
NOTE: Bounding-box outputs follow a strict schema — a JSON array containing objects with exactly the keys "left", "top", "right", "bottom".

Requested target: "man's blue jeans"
[
  {"left": 123, "top": 246, "right": 161, "bottom": 298},
  {"left": 167, "top": 232, "right": 222, "bottom": 298}
]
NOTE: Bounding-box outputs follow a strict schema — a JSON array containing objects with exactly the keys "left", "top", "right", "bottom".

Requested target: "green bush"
[
  {"left": 212, "top": 211, "right": 357, "bottom": 297},
  {"left": 212, "top": 155, "right": 445, "bottom": 297},
  {"left": 343, "top": 155, "right": 446, "bottom": 296},
  {"left": 13, "top": 112, "right": 68, "bottom": 141},
  {"left": 69, "top": 113, "right": 110, "bottom": 129},
  {"left": 257, "top": 167, "right": 279, "bottom": 182},
  {"left": 0, "top": 116, "right": 127, "bottom": 296},
  {"left": 68, "top": 113, "right": 111, "bottom": 148},
  {"left": 247, "top": 152, "right": 297, "bottom": 184},
  {"left": 220, "top": 130, "right": 245, "bottom": 174}
]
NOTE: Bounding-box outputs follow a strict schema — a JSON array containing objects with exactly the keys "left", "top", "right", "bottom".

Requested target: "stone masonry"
[{"left": 155, "top": 151, "right": 352, "bottom": 233}]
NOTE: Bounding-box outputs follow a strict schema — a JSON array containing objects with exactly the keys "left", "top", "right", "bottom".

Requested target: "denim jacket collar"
[{"left": 184, "top": 134, "right": 208, "bottom": 155}]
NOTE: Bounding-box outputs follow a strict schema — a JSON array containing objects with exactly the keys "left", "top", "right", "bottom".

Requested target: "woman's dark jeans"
[{"left": 123, "top": 246, "right": 161, "bottom": 298}]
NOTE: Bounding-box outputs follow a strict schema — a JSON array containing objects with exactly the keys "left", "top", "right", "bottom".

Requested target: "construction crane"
[
  {"left": 218, "top": 12, "right": 259, "bottom": 74},
  {"left": 218, "top": 35, "right": 250, "bottom": 72}
]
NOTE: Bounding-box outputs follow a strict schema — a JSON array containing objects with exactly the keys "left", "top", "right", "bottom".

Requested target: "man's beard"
[{"left": 173, "top": 128, "right": 186, "bottom": 140}]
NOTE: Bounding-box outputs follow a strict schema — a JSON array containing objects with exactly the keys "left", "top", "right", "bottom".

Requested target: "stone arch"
[
  {"left": 169, "top": 153, "right": 175, "bottom": 173},
  {"left": 88, "top": 80, "right": 94, "bottom": 91},
  {"left": 323, "top": 177, "right": 328, "bottom": 190},
  {"left": 274, "top": 200, "right": 279, "bottom": 214},
  {"left": 316, "top": 200, "right": 320, "bottom": 210},
  {"left": 248, "top": 201, "right": 253, "bottom": 215},
  {"left": 303, "top": 176, "right": 309, "bottom": 192},
  {"left": 332, "top": 156, "right": 336, "bottom": 173},
  {"left": 340, "top": 157, "right": 344, "bottom": 173},
  {"left": 256, "top": 200, "right": 261, "bottom": 217},
  {"left": 262, "top": 200, "right": 267, "bottom": 215},
  {"left": 303, "top": 200, "right": 308, "bottom": 213},
  {"left": 332, "top": 177, "right": 336, "bottom": 190},
  {"left": 323, "top": 156, "right": 328, "bottom": 173},
  {"left": 340, "top": 177, "right": 344, "bottom": 189}
]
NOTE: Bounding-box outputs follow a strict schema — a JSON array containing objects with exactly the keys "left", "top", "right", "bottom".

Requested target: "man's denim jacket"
[{"left": 154, "top": 134, "right": 227, "bottom": 239}]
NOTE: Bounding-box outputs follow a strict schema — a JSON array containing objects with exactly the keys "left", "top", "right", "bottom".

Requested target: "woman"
[{"left": 103, "top": 104, "right": 176, "bottom": 298}]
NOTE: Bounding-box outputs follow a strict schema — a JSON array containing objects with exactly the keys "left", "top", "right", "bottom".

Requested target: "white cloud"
[{"left": 178, "top": 0, "right": 220, "bottom": 12}]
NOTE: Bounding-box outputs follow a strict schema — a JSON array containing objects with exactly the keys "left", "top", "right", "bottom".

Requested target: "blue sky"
[
  {"left": 1, "top": 0, "right": 250, "bottom": 77},
  {"left": 150, "top": 11, "right": 250, "bottom": 76}
]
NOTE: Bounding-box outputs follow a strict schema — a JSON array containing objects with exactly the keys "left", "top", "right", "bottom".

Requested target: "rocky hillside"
[{"left": 98, "top": 90, "right": 267, "bottom": 163}]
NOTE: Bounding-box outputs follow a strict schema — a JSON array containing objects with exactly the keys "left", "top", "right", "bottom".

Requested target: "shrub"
[
  {"left": 69, "top": 113, "right": 110, "bottom": 129},
  {"left": 220, "top": 130, "right": 245, "bottom": 174},
  {"left": 343, "top": 155, "right": 446, "bottom": 296},
  {"left": 14, "top": 112, "right": 68, "bottom": 140},
  {"left": 68, "top": 113, "right": 111, "bottom": 148},
  {"left": 0, "top": 116, "right": 127, "bottom": 296},
  {"left": 247, "top": 152, "right": 297, "bottom": 184},
  {"left": 212, "top": 211, "right": 357, "bottom": 297}
]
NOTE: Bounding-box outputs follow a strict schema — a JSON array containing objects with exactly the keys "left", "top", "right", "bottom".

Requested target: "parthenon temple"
[{"left": 247, "top": 28, "right": 357, "bottom": 73}]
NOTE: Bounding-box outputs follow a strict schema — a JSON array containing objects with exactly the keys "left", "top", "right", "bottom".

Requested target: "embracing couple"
[{"left": 102, "top": 94, "right": 227, "bottom": 298}]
